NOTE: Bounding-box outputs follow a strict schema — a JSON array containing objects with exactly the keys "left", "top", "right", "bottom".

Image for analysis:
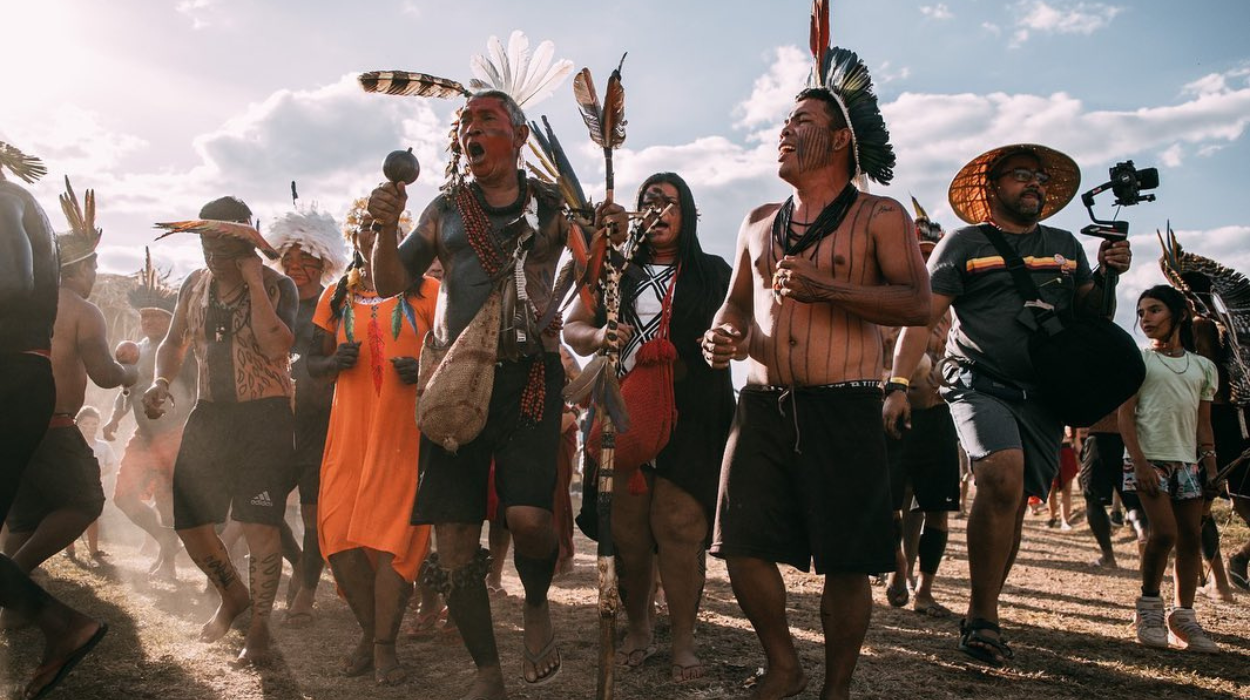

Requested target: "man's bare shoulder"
[
  {"left": 745, "top": 202, "right": 783, "bottom": 226},
  {"left": 858, "top": 193, "right": 904, "bottom": 216}
]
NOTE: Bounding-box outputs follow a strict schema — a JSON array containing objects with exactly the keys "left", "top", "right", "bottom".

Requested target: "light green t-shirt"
[{"left": 1133, "top": 348, "right": 1217, "bottom": 463}]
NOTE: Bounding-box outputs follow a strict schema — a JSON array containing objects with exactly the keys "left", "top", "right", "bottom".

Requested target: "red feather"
[
  {"left": 582, "top": 229, "right": 608, "bottom": 290},
  {"left": 810, "top": 0, "right": 829, "bottom": 80}
]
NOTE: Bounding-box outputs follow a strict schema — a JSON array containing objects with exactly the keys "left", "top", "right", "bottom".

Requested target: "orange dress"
[{"left": 315, "top": 278, "right": 437, "bottom": 581}]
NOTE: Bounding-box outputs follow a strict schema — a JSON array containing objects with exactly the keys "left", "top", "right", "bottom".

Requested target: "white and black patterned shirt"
[{"left": 619, "top": 263, "right": 677, "bottom": 375}]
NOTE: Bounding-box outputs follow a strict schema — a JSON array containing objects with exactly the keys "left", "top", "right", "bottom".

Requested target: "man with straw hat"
[
  {"left": 886, "top": 144, "right": 1132, "bottom": 667},
  {"left": 0, "top": 146, "right": 113, "bottom": 699}
]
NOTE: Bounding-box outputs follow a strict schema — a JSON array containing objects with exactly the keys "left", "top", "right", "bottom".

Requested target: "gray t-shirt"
[{"left": 928, "top": 224, "right": 1093, "bottom": 390}]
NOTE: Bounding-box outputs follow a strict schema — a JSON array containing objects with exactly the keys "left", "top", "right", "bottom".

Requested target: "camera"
[{"left": 1108, "top": 160, "right": 1159, "bottom": 207}]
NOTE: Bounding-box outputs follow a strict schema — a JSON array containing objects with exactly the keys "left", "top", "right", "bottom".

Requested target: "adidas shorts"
[{"left": 172, "top": 398, "right": 296, "bottom": 529}]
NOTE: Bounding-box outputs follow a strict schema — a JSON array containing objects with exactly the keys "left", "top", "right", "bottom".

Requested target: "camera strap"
[{"left": 978, "top": 224, "right": 1066, "bottom": 337}]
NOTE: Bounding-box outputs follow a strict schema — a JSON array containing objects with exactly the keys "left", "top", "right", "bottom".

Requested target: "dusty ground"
[{"left": 2, "top": 496, "right": 1247, "bottom": 700}]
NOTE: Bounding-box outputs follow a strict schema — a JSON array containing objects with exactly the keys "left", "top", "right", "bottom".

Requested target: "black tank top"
[{"left": 0, "top": 182, "right": 59, "bottom": 353}]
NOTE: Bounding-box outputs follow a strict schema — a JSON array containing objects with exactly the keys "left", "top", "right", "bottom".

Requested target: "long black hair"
[
  {"left": 1138, "top": 284, "right": 1195, "bottom": 352},
  {"left": 623, "top": 172, "right": 722, "bottom": 315}
]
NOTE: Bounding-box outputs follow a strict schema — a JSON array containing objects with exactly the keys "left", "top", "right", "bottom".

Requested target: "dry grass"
[{"left": 2, "top": 496, "right": 1247, "bottom": 699}]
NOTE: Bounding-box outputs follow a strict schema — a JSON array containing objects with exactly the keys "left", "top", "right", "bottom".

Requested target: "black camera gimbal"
[{"left": 1079, "top": 160, "right": 1160, "bottom": 313}]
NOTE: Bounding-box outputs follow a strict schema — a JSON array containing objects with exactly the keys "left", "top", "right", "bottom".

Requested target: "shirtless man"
[
  {"left": 368, "top": 89, "right": 626, "bottom": 700},
  {"left": 144, "top": 196, "right": 298, "bottom": 666},
  {"left": 703, "top": 79, "right": 930, "bottom": 698},
  {"left": 104, "top": 299, "right": 195, "bottom": 580},
  {"left": 4, "top": 183, "right": 139, "bottom": 575},
  {"left": 0, "top": 156, "right": 112, "bottom": 700},
  {"left": 882, "top": 222, "right": 959, "bottom": 618}
]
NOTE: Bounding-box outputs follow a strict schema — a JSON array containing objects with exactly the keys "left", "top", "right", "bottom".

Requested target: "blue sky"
[{"left": 3, "top": 0, "right": 1248, "bottom": 332}]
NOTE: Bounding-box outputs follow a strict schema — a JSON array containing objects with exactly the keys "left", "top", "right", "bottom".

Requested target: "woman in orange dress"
[{"left": 308, "top": 208, "right": 437, "bottom": 685}]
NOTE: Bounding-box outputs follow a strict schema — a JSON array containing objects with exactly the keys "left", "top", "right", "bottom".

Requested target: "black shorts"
[
  {"left": 0, "top": 354, "right": 56, "bottom": 523},
  {"left": 1078, "top": 432, "right": 1140, "bottom": 510},
  {"left": 172, "top": 398, "right": 296, "bottom": 529},
  {"left": 887, "top": 403, "right": 961, "bottom": 512},
  {"left": 711, "top": 383, "right": 896, "bottom": 576},
  {"left": 413, "top": 353, "right": 565, "bottom": 525},
  {"left": 7, "top": 426, "right": 106, "bottom": 533},
  {"left": 1212, "top": 404, "right": 1250, "bottom": 500}
]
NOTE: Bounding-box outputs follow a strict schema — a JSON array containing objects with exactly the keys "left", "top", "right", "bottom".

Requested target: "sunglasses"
[{"left": 995, "top": 167, "right": 1052, "bottom": 185}]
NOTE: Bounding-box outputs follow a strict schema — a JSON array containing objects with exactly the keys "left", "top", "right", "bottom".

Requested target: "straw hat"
[{"left": 947, "top": 144, "right": 1080, "bottom": 225}]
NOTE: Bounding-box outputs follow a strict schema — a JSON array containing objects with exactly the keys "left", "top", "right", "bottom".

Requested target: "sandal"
[
  {"left": 521, "top": 635, "right": 562, "bottom": 686},
  {"left": 373, "top": 640, "right": 406, "bottom": 686},
  {"left": 402, "top": 607, "right": 446, "bottom": 640},
  {"left": 958, "top": 618, "right": 1013, "bottom": 668}
]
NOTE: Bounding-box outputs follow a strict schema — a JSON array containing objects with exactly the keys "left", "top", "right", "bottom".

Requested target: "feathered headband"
[
  {"left": 804, "top": 0, "right": 895, "bottom": 188},
  {"left": 154, "top": 220, "right": 280, "bottom": 260},
  {"left": 0, "top": 141, "right": 47, "bottom": 184},
  {"left": 127, "top": 247, "right": 177, "bottom": 312},
  {"left": 267, "top": 208, "right": 350, "bottom": 284},
  {"left": 342, "top": 196, "right": 413, "bottom": 240},
  {"left": 359, "top": 30, "right": 573, "bottom": 188},
  {"left": 57, "top": 177, "right": 102, "bottom": 268}
]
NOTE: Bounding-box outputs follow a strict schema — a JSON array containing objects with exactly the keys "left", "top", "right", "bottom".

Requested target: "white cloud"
[
  {"left": 921, "top": 4, "right": 954, "bottom": 20},
  {"left": 982, "top": 22, "right": 1003, "bottom": 36},
  {"left": 878, "top": 61, "right": 912, "bottom": 84},
  {"left": 400, "top": 1, "right": 421, "bottom": 17},
  {"left": 733, "top": 46, "right": 810, "bottom": 130},
  {"left": 1159, "top": 143, "right": 1184, "bottom": 168},
  {"left": 1011, "top": 1, "right": 1124, "bottom": 45},
  {"left": 176, "top": 0, "right": 220, "bottom": 30}
]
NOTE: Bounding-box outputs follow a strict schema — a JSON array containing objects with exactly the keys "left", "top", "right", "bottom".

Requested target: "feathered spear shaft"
[
  {"left": 573, "top": 54, "right": 628, "bottom": 201},
  {"left": 568, "top": 51, "right": 629, "bottom": 700},
  {"left": 810, "top": 0, "right": 829, "bottom": 87}
]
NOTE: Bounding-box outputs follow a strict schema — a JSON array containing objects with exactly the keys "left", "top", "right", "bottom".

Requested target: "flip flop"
[
  {"left": 26, "top": 622, "right": 109, "bottom": 700},
  {"left": 913, "top": 600, "right": 953, "bottom": 618},
  {"left": 672, "top": 662, "right": 706, "bottom": 683},
  {"left": 522, "top": 636, "right": 562, "bottom": 686},
  {"left": 615, "top": 643, "right": 657, "bottom": 670}
]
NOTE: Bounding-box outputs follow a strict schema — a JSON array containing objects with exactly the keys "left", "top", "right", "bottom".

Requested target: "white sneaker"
[
  {"left": 1134, "top": 596, "right": 1168, "bottom": 648},
  {"left": 1167, "top": 607, "right": 1220, "bottom": 653}
]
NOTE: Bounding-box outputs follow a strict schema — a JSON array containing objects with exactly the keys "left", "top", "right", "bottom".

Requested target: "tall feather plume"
[
  {"left": 358, "top": 71, "right": 469, "bottom": 99},
  {"left": 810, "top": 0, "right": 829, "bottom": 88},
  {"left": 0, "top": 141, "right": 47, "bottom": 184},
  {"left": 59, "top": 177, "right": 98, "bottom": 240},
  {"left": 468, "top": 31, "right": 573, "bottom": 108},
  {"left": 601, "top": 54, "right": 628, "bottom": 149},
  {"left": 910, "top": 195, "right": 928, "bottom": 221},
  {"left": 812, "top": 47, "right": 895, "bottom": 186},
  {"left": 528, "top": 116, "right": 588, "bottom": 211},
  {"left": 572, "top": 68, "right": 605, "bottom": 148}
]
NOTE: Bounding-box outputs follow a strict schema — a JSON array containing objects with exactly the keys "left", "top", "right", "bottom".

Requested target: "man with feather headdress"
[
  {"left": 4, "top": 179, "right": 139, "bottom": 579},
  {"left": 365, "top": 31, "right": 628, "bottom": 698},
  {"left": 702, "top": 5, "right": 930, "bottom": 697},
  {"left": 143, "top": 196, "right": 299, "bottom": 667},
  {"left": 266, "top": 206, "right": 348, "bottom": 625},
  {"left": 102, "top": 250, "right": 196, "bottom": 581},
  {"left": 0, "top": 146, "right": 112, "bottom": 700}
]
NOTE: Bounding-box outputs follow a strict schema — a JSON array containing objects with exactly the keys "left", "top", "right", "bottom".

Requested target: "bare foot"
[
  {"left": 341, "top": 634, "right": 373, "bottom": 677},
  {"left": 458, "top": 664, "right": 506, "bottom": 700},
  {"left": 1090, "top": 554, "right": 1118, "bottom": 569},
  {"left": 232, "top": 624, "right": 273, "bottom": 668},
  {"left": 199, "top": 587, "right": 249, "bottom": 643},
  {"left": 748, "top": 666, "right": 808, "bottom": 700}
]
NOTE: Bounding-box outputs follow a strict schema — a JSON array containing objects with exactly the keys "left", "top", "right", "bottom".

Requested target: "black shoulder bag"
[{"left": 978, "top": 224, "right": 1145, "bottom": 427}]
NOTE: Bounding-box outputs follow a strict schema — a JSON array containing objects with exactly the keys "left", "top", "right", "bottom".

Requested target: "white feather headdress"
[
  {"left": 267, "top": 209, "right": 349, "bottom": 285},
  {"left": 468, "top": 30, "right": 574, "bottom": 109}
]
